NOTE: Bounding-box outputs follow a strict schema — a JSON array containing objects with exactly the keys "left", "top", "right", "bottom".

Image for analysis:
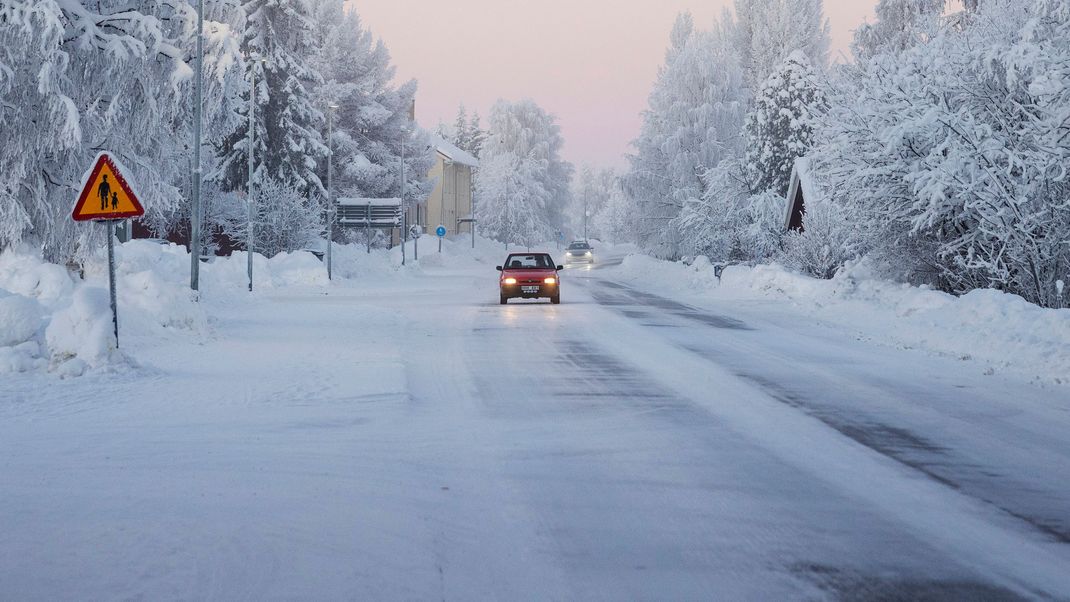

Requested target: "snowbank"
[{"left": 612, "top": 255, "right": 1070, "bottom": 385}]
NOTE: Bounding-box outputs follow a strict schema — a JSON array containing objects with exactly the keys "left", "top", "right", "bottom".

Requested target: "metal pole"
[
  {"left": 367, "top": 201, "right": 372, "bottom": 254},
  {"left": 106, "top": 220, "right": 119, "bottom": 348},
  {"left": 583, "top": 186, "right": 588, "bottom": 242},
  {"left": 190, "top": 0, "right": 204, "bottom": 292},
  {"left": 505, "top": 177, "right": 509, "bottom": 251},
  {"left": 326, "top": 105, "right": 335, "bottom": 280},
  {"left": 247, "top": 62, "right": 255, "bottom": 292},
  {"left": 400, "top": 132, "right": 406, "bottom": 266}
]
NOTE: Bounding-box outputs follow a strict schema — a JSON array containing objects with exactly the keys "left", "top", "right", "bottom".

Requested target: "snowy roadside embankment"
[
  {"left": 612, "top": 254, "right": 1070, "bottom": 385},
  {"left": 0, "top": 236, "right": 494, "bottom": 377}
]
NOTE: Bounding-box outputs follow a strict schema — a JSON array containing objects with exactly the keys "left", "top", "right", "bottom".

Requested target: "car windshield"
[
  {"left": 504, "top": 254, "right": 555, "bottom": 269},
  {"left": 568, "top": 243, "right": 590, "bottom": 250}
]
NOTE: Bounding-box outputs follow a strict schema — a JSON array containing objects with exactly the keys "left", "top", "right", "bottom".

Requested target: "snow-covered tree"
[
  {"left": 852, "top": 0, "right": 946, "bottom": 60},
  {"left": 0, "top": 0, "right": 243, "bottom": 262},
  {"left": 812, "top": 0, "right": 1070, "bottom": 306},
  {"left": 452, "top": 105, "right": 472, "bottom": 152},
  {"left": 475, "top": 99, "right": 573, "bottom": 246},
  {"left": 743, "top": 51, "right": 823, "bottom": 196},
  {"left": 626, "top": 11, "right": 748, "bottom": 258},
  {"left": 468, "top": 111, "right": 487, "bottom": 159},
  {"left": 592, "top": 183, "right": 637, "bottom": 245},
  {"left": 304, "top": 0, "right": 432, "bottom": 203},
  {"left": 734, "top": 0, "right": 831, "bottom": 89},
  {"left": 218, "top": 0, "right": 326, "bottom": 197}
]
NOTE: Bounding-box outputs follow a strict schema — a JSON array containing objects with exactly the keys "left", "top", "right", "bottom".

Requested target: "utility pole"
[
  {"left": 583, "top": 185, "right": 589, "bottom": 242},
  {"left": 326, "top": 103, "right": 338, "bottom": 280},
  {"left": 190, "top": 0, "right": 204, "bottom": 292},
  {"left": 400, "top": 130, "right": 406, "bottom": 266},
  {"left": 246, "top": 56, "right": 257, "bottom": 293},
  {"left": 504, "top": 177, "right": 509, "bottom": 251}
]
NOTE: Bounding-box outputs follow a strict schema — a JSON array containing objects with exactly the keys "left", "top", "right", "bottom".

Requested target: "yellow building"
[{"left": 422, "top": 135, "right": 479, "bottom": 236}]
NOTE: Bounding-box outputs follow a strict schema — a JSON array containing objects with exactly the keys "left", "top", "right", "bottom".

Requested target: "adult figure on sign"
[{"left": 98, "top": 174, "right": 112, "bottom": 211}]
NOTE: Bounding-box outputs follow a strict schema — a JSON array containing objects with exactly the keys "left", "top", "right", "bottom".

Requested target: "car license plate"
[{"left": 522, "top": 285, "right": 539, "bottom": 294}]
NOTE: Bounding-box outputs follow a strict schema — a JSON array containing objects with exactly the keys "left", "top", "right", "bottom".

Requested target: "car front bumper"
[{"left": 501, "top": 283, "right": 558, "bottom": 298}]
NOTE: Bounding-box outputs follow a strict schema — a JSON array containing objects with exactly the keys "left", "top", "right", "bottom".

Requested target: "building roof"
[
  {"left": 784, "top": 157, "right": 824, "bottom": 231},
  {"left": 430, "top": 134, "right": 479, "bottom": 168}
]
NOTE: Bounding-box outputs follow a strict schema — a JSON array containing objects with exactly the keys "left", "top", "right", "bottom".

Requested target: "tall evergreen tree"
[
  {"left": 743, "top": 51, "right": 823, "bottom": 196},
  {"left": 218, "top": 0, "right": 327, "bottom": 197}
]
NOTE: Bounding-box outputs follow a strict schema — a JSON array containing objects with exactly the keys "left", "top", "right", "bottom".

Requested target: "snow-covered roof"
[
  {"left": 337, "top": 197, "right": 402, "bottom": 207},
  {"left": 430, "top": 134, "right": 479, "bottom": 168},
  {"left": 784, "top": 157, "right": 825, "bottom": 231}
]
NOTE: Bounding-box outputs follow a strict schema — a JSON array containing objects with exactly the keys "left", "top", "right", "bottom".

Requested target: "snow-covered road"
[{"left": 2, "top": 249, "right": 1069, "bottom": 600}]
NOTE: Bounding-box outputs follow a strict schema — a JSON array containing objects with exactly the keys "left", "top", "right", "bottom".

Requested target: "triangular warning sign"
[{"left": 72, "top": 153, "right": 145, "bottom": 221}]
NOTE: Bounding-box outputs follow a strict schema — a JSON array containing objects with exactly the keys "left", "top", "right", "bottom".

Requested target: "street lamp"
[
  {"left": 190, "top": 0, "right": 204, "bottom": 292},
  {"left": 399, "top": 125, "right": 408, "bottom": 266},
  {"left": 326, "top": 103, "right": 339, "bottom": 280},
  {"left": 247, "top": 54, "right": 266, "bottom": 293}
]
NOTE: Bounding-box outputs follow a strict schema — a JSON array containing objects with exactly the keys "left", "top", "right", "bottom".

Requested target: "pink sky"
[{"left": 348, "top": 1, "right": 877, "bottom": 170}]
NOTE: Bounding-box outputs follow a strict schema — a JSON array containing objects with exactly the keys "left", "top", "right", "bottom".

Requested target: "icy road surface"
[{"left": 2, "top": 250, "right": 1069, "bottom": 600}]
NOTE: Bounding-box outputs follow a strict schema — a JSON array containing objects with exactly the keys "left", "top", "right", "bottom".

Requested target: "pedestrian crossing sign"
[{"left": 72, "top": 152, "right": 144, "bottom": 221}]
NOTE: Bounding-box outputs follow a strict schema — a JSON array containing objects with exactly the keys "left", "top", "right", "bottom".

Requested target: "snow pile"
[
  {"left": 720, "top": 262, "right": 1070, "bottom": 382},
  {"left": 615, "top": 253, "right": 722, "bottom": 296},
  {"left": 613, "top": 255, "right": 1070, "bottom": 384},
  {"left": 0, "top": 243, "right": 208, "bottom": 376}
]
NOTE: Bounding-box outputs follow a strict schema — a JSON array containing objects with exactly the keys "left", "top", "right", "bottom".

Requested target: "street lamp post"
[
  {"left": 583, "top": 186, "right": 589, "bottom": 242},
  {"left": 247, "top": 55, "right": 264, "bottom": 293},
  {"left": 190, "top": 0, "right": 204, "bottom": 292},
  {"left": 326, "top": 103, "right": 338, "bottom": 281},
  {"left": 400, "top": 128, "right": 407, "bottom": 266}
]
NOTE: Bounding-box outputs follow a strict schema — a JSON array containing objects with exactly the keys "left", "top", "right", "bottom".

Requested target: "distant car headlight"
[
  {"left": 584, "top": 251, "right": 591, "bottom": 256},
  {"left": 504, "top": 277, "right": 517, "bottom": 285},
  {"left": 544, "top": 277, "right": 557, "bottom": 285}
]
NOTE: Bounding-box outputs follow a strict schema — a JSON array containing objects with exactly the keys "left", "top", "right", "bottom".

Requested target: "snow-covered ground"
[
  {"left": 2, "top": 239, "right": 1069, "bottom": 599},
  {"left": 609, "top": 252, "right": 1070, "bottom": 386}
]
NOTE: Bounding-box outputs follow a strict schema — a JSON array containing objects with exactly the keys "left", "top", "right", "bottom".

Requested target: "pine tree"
[
  {"left": 218, "top": 0, "right": 327, "bottom": 197},
  {"left": 304, "top": 0, "right": 433, "bottom": 202},
  {"left": 468, "top": 111, "right": 487, "bottom": 158},
  {"left": 452, "top": 105, "right": 471, "bottom": 151},
  {"left": 743, "top": 51, "right": 823, "bottom": 196}
]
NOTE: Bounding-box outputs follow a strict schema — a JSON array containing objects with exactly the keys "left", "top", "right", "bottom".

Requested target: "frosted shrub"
[{"left": 779, "top": 203, "right": 858, "bottom": 280}]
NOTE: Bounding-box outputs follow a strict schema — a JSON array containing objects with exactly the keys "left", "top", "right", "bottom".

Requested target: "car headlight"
[
  {"left": 544, "top": 277, "right": 557, "bottom": 285},
  {"left": 584, "top": 251, "right": 591, "bottom": 256},
  {"left": 504, "top": 277, "right": 517, "bottom": 285}
]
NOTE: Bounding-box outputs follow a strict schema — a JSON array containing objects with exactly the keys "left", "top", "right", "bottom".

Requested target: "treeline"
[
  {"left": 0, "top": 0, "right": 432, "bottom": 262},
  {"left": 622, "top": 0, "right": 1069, "bottom": 308}
]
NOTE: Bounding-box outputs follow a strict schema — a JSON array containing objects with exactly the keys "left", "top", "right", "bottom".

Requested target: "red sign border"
[{"left": 72, "top": 153, "right": 145, "bottom": 221}]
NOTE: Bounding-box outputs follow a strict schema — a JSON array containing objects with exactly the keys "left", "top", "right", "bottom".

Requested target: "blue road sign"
[{"left": 436, "top": 225, "right": 447, "bottom": 237}]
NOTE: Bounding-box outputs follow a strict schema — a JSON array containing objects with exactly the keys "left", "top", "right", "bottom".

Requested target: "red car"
[{"left": 497, "top": 252, "right": 563, "bottom": 305}]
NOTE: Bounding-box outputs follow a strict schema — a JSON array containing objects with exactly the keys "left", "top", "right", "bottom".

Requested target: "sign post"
[
  {"left": 409, "top": 224, "right": 422, "bottom": 261},
  {"left": 72, "top": 152, "right": 145, "bottom": 348},
  {"left": 436, "top": 224, "right": 446, "bottom": 253}
]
